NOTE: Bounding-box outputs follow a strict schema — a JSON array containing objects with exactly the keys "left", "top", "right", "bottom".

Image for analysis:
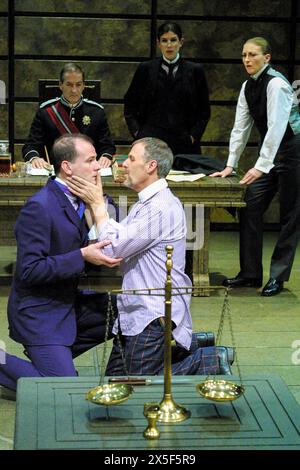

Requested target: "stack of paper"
[
  {"left": 166, "top": 173, "right": 205, "bottom": 182},
  {"left": 99, "top": 167, "right": 112, "bottom": 177},
  {"left": 26, "top": 166, "right": 54, "bottom": 176}
]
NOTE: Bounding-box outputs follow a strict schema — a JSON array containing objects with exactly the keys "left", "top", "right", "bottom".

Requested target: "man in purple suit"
[{"left": 0, "top": 134, "right": 121, "bottom": 391}]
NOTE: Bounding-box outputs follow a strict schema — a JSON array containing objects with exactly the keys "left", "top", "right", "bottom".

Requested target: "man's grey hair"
[
  {"left": 59, "top": 62, "right": 85, "bottom": 83},
  {"left": 132, "top": 137, "right": 173, "bottom": 177}
]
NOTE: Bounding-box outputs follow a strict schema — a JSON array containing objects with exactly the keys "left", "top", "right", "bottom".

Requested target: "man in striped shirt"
[{"left": 68, "top": 137, "right": 234, "bottom": 375}]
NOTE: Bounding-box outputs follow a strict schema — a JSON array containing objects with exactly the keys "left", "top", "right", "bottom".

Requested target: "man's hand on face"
[
  {"left": 67, "top": 172, "right": 104, "bottom": 206},
  {"left": 81, "top": 240, "right": 122, "bottom": 267}
]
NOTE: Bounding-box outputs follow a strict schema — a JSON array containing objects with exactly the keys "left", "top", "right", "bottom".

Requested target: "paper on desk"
[
  {"left": 168, "top": 169, "right": 190, "bottom": 175},
  {"left": 166, "top": 173, "right": 206, "bottom": 182},
  {"left": 99, "top": 167, "right": 112, "bottom": 177},
  {"left": 26, "top": 166, "right": 54, "bottom": 176}
]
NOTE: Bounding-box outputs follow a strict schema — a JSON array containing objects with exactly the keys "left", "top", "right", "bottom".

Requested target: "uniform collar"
[{"left": 60, "top": 95, "right": 83, "bottom": 110}]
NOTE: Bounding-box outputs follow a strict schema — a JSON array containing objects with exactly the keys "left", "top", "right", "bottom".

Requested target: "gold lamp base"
[{"left": 157, "top": 395, "right": 190, "bottom": 423}]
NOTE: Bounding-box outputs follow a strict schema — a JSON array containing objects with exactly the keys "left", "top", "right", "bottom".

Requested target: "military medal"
[{"left": 82, "top": 115, "right": 91, "bottom": 125}]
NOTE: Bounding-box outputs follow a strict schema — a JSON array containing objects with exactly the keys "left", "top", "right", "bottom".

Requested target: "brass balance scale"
[{"left": 86, "top": 246, "right": 245, "bottom": 437}]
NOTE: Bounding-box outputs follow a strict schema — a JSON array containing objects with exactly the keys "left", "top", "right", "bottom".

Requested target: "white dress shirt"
[
  {"left": 98, "top": 178, "right": 193, "bottom": 350},
  {"left": 227, "top": 65, "right": 295, "bottom": 173}
]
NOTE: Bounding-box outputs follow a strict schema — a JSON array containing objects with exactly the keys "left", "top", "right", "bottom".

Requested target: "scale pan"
[
  {"left": 196, "top": 379, "right": 244, "bottom": 402},
  {"left": 86, "top": 383, "right": 133, "bottom": 406}
]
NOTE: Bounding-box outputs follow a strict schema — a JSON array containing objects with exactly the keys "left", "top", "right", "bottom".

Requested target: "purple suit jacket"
[{"left": 7, "top": 178, "right": 88, "bottom": 346}]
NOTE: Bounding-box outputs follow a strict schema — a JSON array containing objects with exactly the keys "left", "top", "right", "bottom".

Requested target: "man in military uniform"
[{"left": 22, "top": 63, "right": 116, "bottom": 169}]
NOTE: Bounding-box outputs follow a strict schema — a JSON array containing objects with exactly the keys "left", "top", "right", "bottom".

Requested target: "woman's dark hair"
[{"left": 157, "top": 22, "right": 183, "bottom": 40}]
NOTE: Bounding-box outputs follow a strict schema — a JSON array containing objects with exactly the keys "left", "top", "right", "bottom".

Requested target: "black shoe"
[
  {"left": 261, "top": 278, "right": 283, "bottom": 297},
  {"left": 215, "top": 346, "right": 235, "bottom": 375},
  {"left": 223, "top": 275, "right": 262, "bottom": 288},
  {"left": 195, "top": 332, "right": 215, "bottom": 348}
]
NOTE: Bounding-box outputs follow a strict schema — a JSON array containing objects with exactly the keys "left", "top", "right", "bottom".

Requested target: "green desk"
[
  {"left": 0, "top": 175, "right": 245, "bottom": 292},
  {"left": 14, "top": 375, "right": 300, "bottom": 450}
]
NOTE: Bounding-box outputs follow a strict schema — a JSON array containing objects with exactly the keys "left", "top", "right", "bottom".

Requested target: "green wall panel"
[
  {"left": 157, "top": 0, "right": 291, "bottom": 17},
  {"left": 15, "top": 60, "right": 140, "bottom": 100},
  {"left": 14, "top": 60, "right": 60, "bottom": 99},
  {"left": 201, "top": 145, "right": 229, "bottom": 162},
  {"left": 15, "top": 0, "right": 151, "bottom": 14},
  {"left": 203, "top": 105, "right": 236, "bottom": 142},
  {"left": 15, "top": 18, "right": 150, "bottom": 57},
  {"left": 0, "top": 18, "right": 8, "bottom": 54},
  {"left": 0, "top": 0, "right": 7, "bottom": 12},
  {"left": 204, "top": 106, "right": 259, "bottom": 144},
  {"left": 82, "top": 62, "right": 140, "bottom": 100},
  {"left": 0, "top": 104, "right": 8, "bottom": 140},
  {"left": 158, "top": 20, "right": 289, "bottom": 60},
  {"left": 104, "top": 103, "right": 129, "bottom": 141},
  {"left": 14, "top": 102, "right": 38, "bottom": 139},
  {"left": 205, "top": 63, "right": 245, "bottom": 100},
  {"left": 0, "top": 60, "right": 8, "bottom": 94},
  {"left": 204, "top": 105, "right": 259, "bottom": 144}
]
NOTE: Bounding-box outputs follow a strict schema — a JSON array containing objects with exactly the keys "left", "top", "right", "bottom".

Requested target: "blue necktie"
[{"left": 76, "top": 199, "right": 86, "bottom": 219}]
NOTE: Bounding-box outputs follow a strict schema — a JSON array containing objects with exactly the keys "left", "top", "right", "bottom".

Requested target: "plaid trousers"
[{"left": 105, "top": 318, "right": 219, "bottom": 376}]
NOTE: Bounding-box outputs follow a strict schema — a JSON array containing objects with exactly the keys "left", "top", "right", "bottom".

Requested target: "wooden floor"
[{"left": 1, "top": 230, "right": 300, "bottom": 450}]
